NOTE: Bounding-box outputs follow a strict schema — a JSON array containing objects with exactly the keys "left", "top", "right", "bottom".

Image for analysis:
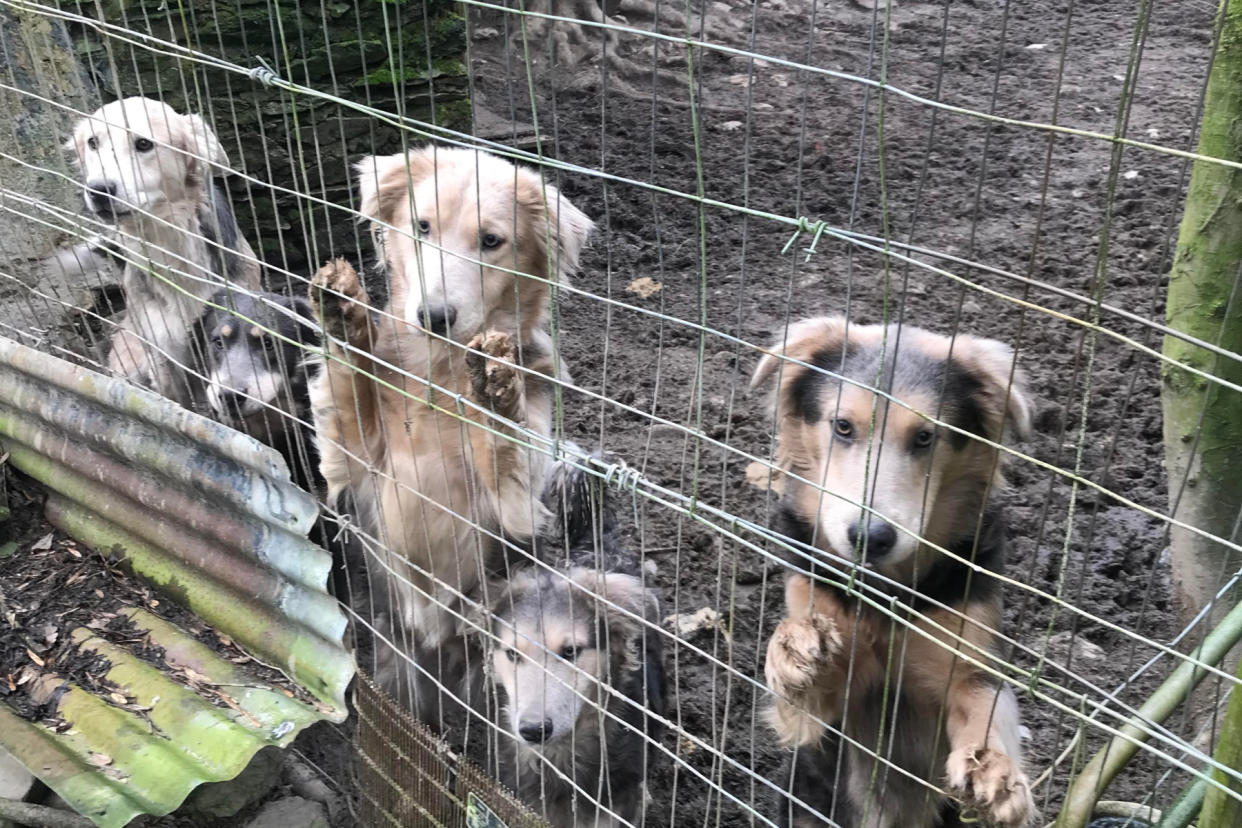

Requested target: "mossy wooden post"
[{"left": 1163, "top": 0, "right": 1242, "bottom": 646}]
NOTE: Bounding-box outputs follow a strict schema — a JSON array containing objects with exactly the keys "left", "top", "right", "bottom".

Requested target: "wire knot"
[
  {"left": 602, "top": 458, "right": 642, "bottom": 492},
  {"left": 248, "top": 57, "right": 281, "bottom": 88},
  {"left": 781, "top": 216, "right": 828, "bottom": 261}
]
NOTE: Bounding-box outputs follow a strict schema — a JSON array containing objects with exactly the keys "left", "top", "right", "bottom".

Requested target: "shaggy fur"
[
  {"left": 479, "top": 464, "right": 665, "bottom": 828},
  {"left": 195, "top": 289, "right": 320, "bottom": 493},
  {"left": 751, "top": 317, "right": 1035, "bottom": 828},
  {"left": 307, "top": 146, "right": 594, "bottom": 723},
  {"left": 64, "top": 97, "right": 261, "bottom": 407}
]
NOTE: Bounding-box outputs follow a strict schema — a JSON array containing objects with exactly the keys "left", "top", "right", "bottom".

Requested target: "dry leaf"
[
  {"left": 67, "top": 547, "right": 82, "bottom": 558},
  {"left": 5, "top": 674, "right": 13, "bottom": 692},
  {"left": 109, "top": 692, "right": 129, "bottom": 705},
  {"left": 26, "top": 649, "right": 44, "bottom": 667},
  {"left": 87, "top": 752, "right": 113, "bottom": 767},
  {"left": 625, "top": 276, "right": 662, "bottom": 299},
  {"left": 30, "top": 533, "right": 54, "bottom": 552}
]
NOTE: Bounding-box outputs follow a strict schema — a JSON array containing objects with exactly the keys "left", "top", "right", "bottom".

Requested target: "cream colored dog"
[{"left": 65, "top": 97, "right": 260, "bottom": 405}]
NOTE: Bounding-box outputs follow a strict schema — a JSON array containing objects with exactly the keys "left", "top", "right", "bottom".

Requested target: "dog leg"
[
  {"left": 765, "top": 574, "right": 863, "bottom": 747},
  {"left": 463, "top": 330, "right": 547, "bottom": 540},
  {"left": 310, "top": 258, "right": 375, "bottom": 350},
  {"left": 944, "top": 680, "right": 1034, "bottom": 828},
  {"left": 107, "top": 326, "right": 153, "bottom": 387}
]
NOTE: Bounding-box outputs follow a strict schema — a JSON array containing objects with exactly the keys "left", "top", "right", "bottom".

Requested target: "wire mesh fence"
[{"left": 1, "top": 0, "right": 1240, "bottom": 826}]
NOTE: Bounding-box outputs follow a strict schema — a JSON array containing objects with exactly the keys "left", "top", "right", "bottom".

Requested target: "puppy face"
[
  {"left": 354, "top": 146, "right": 593, "bottom": 342},
  {"left": 486, "top": 568, "right": 651, "bottom": 749},
  {"left": 65, "top": 97, "right": 227, "bottom": 221},
  {"left": 753, "top": 318, "right": 1032, "bottom": 578},
  {"left": 200, "top": 291, "right": 317, "bottom": 426}
]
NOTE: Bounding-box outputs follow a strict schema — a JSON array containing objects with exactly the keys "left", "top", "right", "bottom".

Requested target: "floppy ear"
[
  {"left": 569, "top": 569, "right": 658, "bottom": 639},
  {"left": 954, "top": 334, "right": 1033, "bottom": 442},
  {"left": 749, "top": 316, "right": 852, "bottom": 393},
  {"left": 354, "top": 148, "right": 435, "bottom": 227},
  {"left": 181, "top": 113, "right": 229, "bottom": 174},
  {"left": 539, "top": 182, "right": 595, "bottom": 285}
]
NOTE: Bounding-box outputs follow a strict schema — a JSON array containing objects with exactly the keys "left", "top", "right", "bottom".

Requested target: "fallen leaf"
[
  {"left": 109, "top": 692, "right": 129, "bottom": 705},
  {"left": 30, "top": 533, "right": 54, "bottom": 552},
  {"left": 87, "top": 752, "right": 113, "bottom": 767},
  {"left": 26, "top": 649, "right": 44, "bottom": 667},
  {"left": 626, "top": 277, "right": 662, "bottom": 299},
  {"left": 5, "top": 674, "right": 13, "bottom": 692}
]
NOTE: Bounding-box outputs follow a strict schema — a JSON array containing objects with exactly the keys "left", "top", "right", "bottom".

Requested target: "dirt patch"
[{"left": 464, "top": 0, "right": 1213, "bottom": 823}]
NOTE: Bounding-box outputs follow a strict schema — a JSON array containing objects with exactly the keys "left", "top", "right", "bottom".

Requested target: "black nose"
[
  {"left": 518, "top": 719, "right": 553, "bottom": 744},
  {"left": 214, "top": 389, "right": 248, "bottom": 416},
  {"left": 416, "top": 304, "right": 456, "bottom": 336},
  {"left": 847, "top": 518, "right": 898, "bottom": 557},
  {"left": 86, "top": 180, "right": 118, "bottom": 212}
]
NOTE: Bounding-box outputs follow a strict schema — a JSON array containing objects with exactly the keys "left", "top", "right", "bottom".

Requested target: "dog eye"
[
  {"left": 559, "top": 645, "right": 579, "bottom": 661},
  {"left": 134, "top": 137, "right": 155, "bottom": 153},
  {"left": 86, "top": 136, "right": 98, "bottom": 151},
  {"left": 211, "top": 336, "right": 226, "bottom": 350},
  {"left": 913, "top": 429, "right": 934, "bottom": 449},
  {"left": 262, "top": 336, "right": 279, "bottom": 352},
  {"left": 504, "top": 648, "right": 519, "bottom": 663},
  {"left": 481, "top": 232, "right": 503, "bottom": 250},
  {"left": 832, "top": 419, "right": 853, "bottom": 439},
  {"left": 417, "top": 219, "right": 430, "bottom": 235}
]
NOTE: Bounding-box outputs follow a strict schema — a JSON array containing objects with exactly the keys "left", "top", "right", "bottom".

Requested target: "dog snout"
[
  {"left": 416, "top": 304, "right": 457, "bottom": 336},
  {"left": 85, "top": 180, "right": 119, "bottom": 215},
  {"left": 213, "top": 388, "right": 249, "bottom": 417},
  {"left": 847, "top": 517, "right": 898, "bottom": 558},
  {"left": 517, "top": 718, "right": 554, "bottom": 744}
]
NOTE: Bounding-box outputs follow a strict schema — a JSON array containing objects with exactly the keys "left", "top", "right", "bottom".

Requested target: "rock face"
[
  {"left": 65, "top": 0, "right": 470, "bottom": 301},
  {"left": 0, "top": 7, "right": 99, "bottom": 348}
]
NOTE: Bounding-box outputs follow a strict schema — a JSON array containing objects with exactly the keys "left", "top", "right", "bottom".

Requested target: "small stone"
[
  {"left": 247, "top": 797, "right": 329, "bottom": 828},
  {"left": 1123, "top": 170, "right": 1140, "bottom": 180},
  {"left": 1044, "top": 631, "right": 1106, "bottom": 664},
  {"left": 0, "top": 745, "right": 36, "bottom": 801},
  {"left": 717, "top": 120, "right": 744, "bottom": 132},
  {"left": 472, "top": 27, "right": 499, "bottom": 40},
  {"left": 1026, "top": 43, "right": 1048, "bottom": 50}
]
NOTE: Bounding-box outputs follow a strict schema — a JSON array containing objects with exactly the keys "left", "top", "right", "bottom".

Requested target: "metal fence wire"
[{"left": 1, "top": 0, "right": 1241, "bottom": 826}]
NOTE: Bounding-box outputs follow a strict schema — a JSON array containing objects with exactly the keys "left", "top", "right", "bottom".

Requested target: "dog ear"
[
  {"left": 537, "top": 182, "right": 595, "bottom": 286},
  {"left": 181, "top": 113, "right": 229, "bottom": 175},
  {"left": 354, "top": 148, "right": 435, "bottom": 228},
  {"left": 953, "top": 334, "right": 1033, "bottom": 442},
  {"left": 569, "top": 569, "right": 658, "bottom": 639},
  {"left": 749, "top": 316, "right": 854, "bottom": 394}
]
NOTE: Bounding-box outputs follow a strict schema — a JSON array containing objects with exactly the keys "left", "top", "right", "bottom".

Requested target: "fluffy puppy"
[
  {"left": 196, "top": 289, "right": 320, "bottom": 492},
  {"left": 751, "top": 317, "right": 1035, "bottom": 828},
  {"left": 479, "top": 460, "right": 665, "bottom": 828},
  {"left": 308, "top": 146, "right": 594, "bottom": 724},
  {"left": 64, "top": 97, "right": 261, "bottom": 406}
]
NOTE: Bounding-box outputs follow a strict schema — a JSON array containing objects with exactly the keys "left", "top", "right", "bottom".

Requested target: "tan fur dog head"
[
  {"left": 752, "top": 317, "right": 1032, "bottom": 580},
  {"left": 481, "top": 567, "right": 655, "bottom": 750},
  {"left": 353, "top": 146, "right": 594, "bottom": 342},
  {"left": 65, "top": 97, "right": 228, "bottom": 221}
]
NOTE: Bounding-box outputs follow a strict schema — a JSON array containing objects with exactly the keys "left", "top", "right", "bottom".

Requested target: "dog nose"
[
  {"left": 86, "top": 180, "right": 117, "bottom": 210},
  {"left": 847, "top": 518, "right": 898, "bottom": 557},
  {"left": 517, "top": 719, "right": 554, "bottom": 744},
  {"left": 416, "top": 304, "right": 456, "bottom": 336},
  {"left": 214, "top": 388, "right": 248, "bottom": 416}
]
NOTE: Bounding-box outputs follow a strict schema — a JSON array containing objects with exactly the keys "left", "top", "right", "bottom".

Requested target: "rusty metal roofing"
[{"left": 0, "top": 334, "right": 353, "bottom": 828}]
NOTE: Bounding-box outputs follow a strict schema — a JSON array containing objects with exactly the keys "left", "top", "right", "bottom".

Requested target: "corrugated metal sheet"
[{"left": 0, "top": 334, "right": 354, "bottom": 827}]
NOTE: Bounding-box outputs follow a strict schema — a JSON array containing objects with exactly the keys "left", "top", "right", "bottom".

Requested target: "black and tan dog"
[
  {"left": 751, "top": 317, "right": 1035, "bottom": 828},
  {"left": 308, "top": 146, "right": 594, "bottom": 724}
]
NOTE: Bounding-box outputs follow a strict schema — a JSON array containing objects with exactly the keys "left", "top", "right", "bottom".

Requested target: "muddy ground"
[{"left": 463, "top": 0, "right": 1215, "bottom": 824}]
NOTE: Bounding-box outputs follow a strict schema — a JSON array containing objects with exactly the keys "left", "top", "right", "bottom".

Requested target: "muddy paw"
[
  {"left": 465, "top": 330, "right": 523, "bottom": 414},
  {"left": 765, "top": 613, "right": 841, "bottom": 703},
  {"left": 310, "top": 258, "right": 370, "bottom": 343},
  {"left": 946, "top": 747, "right": 1035, "bottom": 828}
]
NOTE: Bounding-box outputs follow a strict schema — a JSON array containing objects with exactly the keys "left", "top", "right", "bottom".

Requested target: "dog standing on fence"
[
  {"left": 477, "top": 459, "right": 666, "bottom": 828},
  {"left": 308, "top": 146, "right": 594, "bottom": 725},
  {"left": 751, "top": 317, "right": 1036, "bottom": 828},
  {"left": 65, "top": 97, "right": 261, "bottom": 406}
]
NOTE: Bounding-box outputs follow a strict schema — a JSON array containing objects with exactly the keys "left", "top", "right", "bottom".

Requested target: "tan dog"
[
  {"left": 64, "top": 97, "right": 261, "bottom": 405},
  {"left": 308, "top": 146, "right": 593, "bottom": 722},
  {"left": 752, "top": 317, "right": 1035, "bottom": 828}
]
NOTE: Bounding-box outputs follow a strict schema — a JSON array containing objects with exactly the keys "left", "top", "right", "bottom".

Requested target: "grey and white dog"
[
  {"left": 63, "top": 97, "right": 261, "bottom": 406},
  {"left": 477, "top": 459, "right": 666, "bottom": 828}
]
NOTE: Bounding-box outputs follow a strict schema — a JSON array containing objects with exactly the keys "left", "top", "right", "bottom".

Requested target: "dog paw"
[
  {"left": 765, "top": 613, "right": 841, "bottom": 702},
  {"left": 310, "top": 258, "right": 370, "bottom": 343},
  {"left": 946, "top": 747, "right": 1035, "bottom": 828},
  {"left": 465, "top": 330, "right": 523, "bottom": 414}
]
